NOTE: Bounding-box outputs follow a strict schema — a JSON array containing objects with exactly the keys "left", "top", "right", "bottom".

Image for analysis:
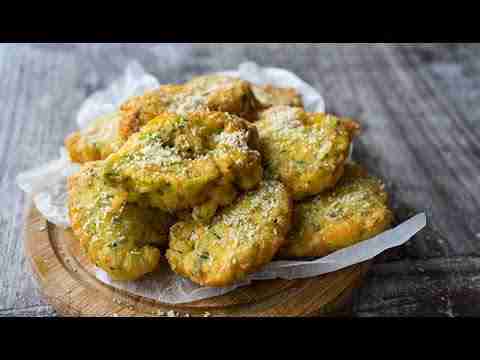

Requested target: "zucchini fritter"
[
  {"left": 66, "top": 75, "right": 260, "bottom": 164},
  {"left": 185, "top": 75, "right": 259, "bottom": 120},
  {"left": 104, "top": 111, "right": 263, "bottom": 221},
  {"left": 119, "top": 75, "right": 259, "bottom": 140},
  {"left": 278, "top": 163, "right": 393, "bottom": 258},
  {"left": 68, "top": 161, "right": 174, "bottom": 281},
  {"left": 252, "top": 84, "right": 304, "bottom": 109},
  {"left": 256, "top": 106, "right": 360, "bottom": 200},
  {"left": 65, "top": 112, "right": 124, "bottom": 163},
  {"left": 166, "top": 180, "right": 292, "bottom": 287}
]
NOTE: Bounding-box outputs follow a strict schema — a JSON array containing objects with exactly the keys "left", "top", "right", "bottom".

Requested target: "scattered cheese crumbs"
[
  {"left": 111, "top": 298, "right": 135, "bottom": 310},
  {"left": 214, "top": 130, "right": 249, "bottom": 150},
  {"left": 153, "top": 309, "right": 194, "bottom": 317},
  {"left": 169, "top": 93, "right": 207, "bottom": 115}
]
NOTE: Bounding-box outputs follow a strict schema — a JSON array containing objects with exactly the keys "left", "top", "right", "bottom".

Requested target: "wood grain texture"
[
  {"left": 24, "top": 205, "right": 369, "bottom": 317},
  {"left": 1, "top": 43, "right": 479, "bottom": 317}
]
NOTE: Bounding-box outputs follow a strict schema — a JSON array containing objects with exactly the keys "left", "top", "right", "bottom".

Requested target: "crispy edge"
[
  {"left": 65, "top": 131, "right": 102, "bottom": 163},
  {"left": 257, "top": 107, "right": 361, "bottom": 200},
  {"left": 278, "top": 164, "right": 393, "bottom": 258},
  {"left": 67, "top": 163, "right": 164, "bottom": 281},
  {"left": 252, "top": 84, "right": 304, "bottom": 109},
  {"left": 106, "top": 111, "right": 264, "bottom": 218},
  {"left": 166, "top": 181, "right": 293, "bottom": 287}
]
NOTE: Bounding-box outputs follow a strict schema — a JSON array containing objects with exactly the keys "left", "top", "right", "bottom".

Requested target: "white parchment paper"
[{"left": 17, "top": 61, "right": 426, "bottom": 304}]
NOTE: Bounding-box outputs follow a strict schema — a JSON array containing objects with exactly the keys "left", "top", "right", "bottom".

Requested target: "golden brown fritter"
[
  {"left": 66, "top": 75, "right": 260, "bottom": 164},
  {"left": 252, "top": 84, "right": 304, "bottom": 109},
  {"left": 278, "top": 163, "right": 393, "bottom": 258},
  {"left": 166, "top": 180, "right": 292, "bottom": 287},
  {"left": 184, "top": 75, "right": 259, "bottom": 120},
  {"left": 104, "top": 111, "right": 263, "bottom": 221},
  {"left": 68, "top": 161, "right": 174, "bottom": 281},
  {"left": 65, "top": 112, "right": 125, "bottom": 164},
  {"left": 118, "top": 84, "right": 186, "bottom": 141},
  {"left": 119, "top": 75, "right": 260, "bottom": 140},
  {"left": 256, "top": 106, "right": 360, "bottom": 200}
]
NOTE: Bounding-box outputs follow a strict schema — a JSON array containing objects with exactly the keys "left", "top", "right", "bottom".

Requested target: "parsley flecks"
[{"left": 140, "top": 132, "right": 163, "bottom": 143}]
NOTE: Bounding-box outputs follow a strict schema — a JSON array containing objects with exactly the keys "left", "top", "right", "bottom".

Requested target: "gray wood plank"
[
  {"left": 353, "top": 256, "right": 480, "bottom": 317},
  {"left": 1, "top": 43, "right": 479, "bottom": 317},
  {"left": 0, "top": 305, "right": 56, "bottom": 317}
]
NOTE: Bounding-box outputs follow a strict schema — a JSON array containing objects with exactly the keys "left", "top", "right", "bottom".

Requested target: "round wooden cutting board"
[{"left": 24, "top": 205, "right": 371, "bottom": 317}]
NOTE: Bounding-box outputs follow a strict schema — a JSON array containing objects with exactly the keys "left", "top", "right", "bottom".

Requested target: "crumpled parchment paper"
[{"left": 17, "top": 61, "right": 426, "bottom": 304}]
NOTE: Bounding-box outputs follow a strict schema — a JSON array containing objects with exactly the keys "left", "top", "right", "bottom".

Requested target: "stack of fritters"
[{"left": 66, "top": 74, "right": 392, "bottom": 286}]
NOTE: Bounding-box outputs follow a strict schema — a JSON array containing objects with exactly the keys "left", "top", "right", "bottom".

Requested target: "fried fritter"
[
  {"left": 252, "top": 84, "right": 304, "bottom": 109},
  {"left": 119, "top": 75, "right": 259, "bottom": 140},
  {"left": 104, "top": 111, "right": 263, "bottom": 221},
  {"left": 256, "top": 106, "right": 360, "bottom": 200},
  {"left": 118, "top": 84, "right": 186, "bottom": 141},
  {"left": 185, "top": 75, "right": 259, "bottom": 119},
  {"left": 278, "top": 163, "right": 393, "bottom": 258},
  {"left": 166, "top": 180, "right": 292, "bottom": 287},
  {"left": 66, "top": 76, "right": 260, "bottom": 164},
  {"left": 68, "top": 161, "right": 174, "bottom": 281},
  {"left": 65, "top": 112, "right": 124, "bottom": 163}
]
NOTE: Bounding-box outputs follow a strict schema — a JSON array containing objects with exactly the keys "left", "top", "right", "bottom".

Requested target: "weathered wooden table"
[{"left": 1, "top": 43, "right": 478, "bottom": 317}]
